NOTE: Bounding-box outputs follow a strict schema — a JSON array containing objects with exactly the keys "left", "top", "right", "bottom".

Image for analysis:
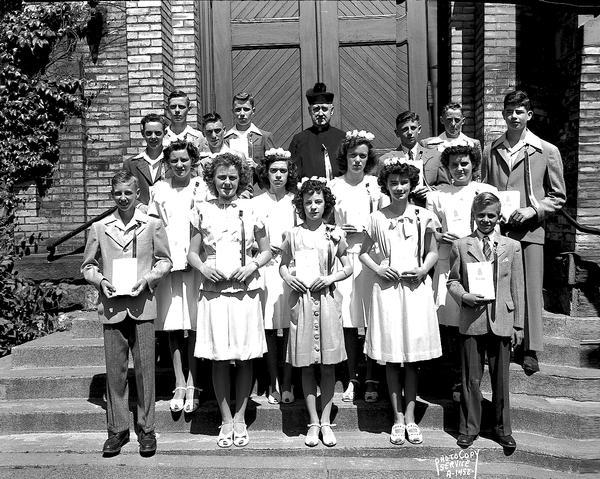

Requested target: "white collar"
[
  {"left": 108, "top": 208, "right": 147, "bottom": 231},
  {"left": 401, "top": 144, "right": 420, "bottom": 159},
  {"left": 493, "top": 128, "right": 542, "bottom": 151},
  {"left": 137, "top": 150, "right": 163, "bottom": 166},
  {"left": 226, "top": 123, "right": 262, "bottom": 138}
]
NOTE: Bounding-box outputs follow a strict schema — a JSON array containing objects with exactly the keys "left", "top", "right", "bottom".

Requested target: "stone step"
[
  {"left": 13, "top": 329, "right": 598, "bottom": 372},
  {"left": 543, "top": 312, "right": 600, "bottom": 341},
  {"left": 539, "top": 336, "right": 599, "bottom": 367},
  {"left": 10, "top": 332, "right": 107, "bottom": 368},
  {"left": 4, "top": 348, "right": 598, "bottom": 404},
  {"left": 71, "top": 311, "right": 103, "bottom": 339},
  {"left": 481, "top": 362, "right": 600, "bottom": 402},
  {"left": 0, "top": 393, "right": 597, "bottom": 440},
  {"left": 0, "top": 431, "right": 596, "bottom": 476}
]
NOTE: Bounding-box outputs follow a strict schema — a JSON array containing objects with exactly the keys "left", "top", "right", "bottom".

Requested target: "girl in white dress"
[
  {"left": 149, "top": 140, "right": 208, "bottom": 414},
  {"left": 359, "top": 158, "right": 442, "bottom": 446},
  {"left": 426, "top": 145, "right": 497, "bottom": 400},
  {"left": 329, "top": 130, "right": 386, "bottom": 402},
  {"left": 280, "top": 178, "right": 352, "bottom": 448},
  {"left": 187, "top": 153, "right": 272, "bottom": 448},
  {"left": 252, "top": 148, "right": 298, "bottom": 404}
]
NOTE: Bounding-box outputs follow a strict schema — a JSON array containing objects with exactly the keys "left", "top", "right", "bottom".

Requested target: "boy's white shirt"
[
  {"left": 225, "top": 122, "right": 262, "bottom": 140},
  {"left": 498, "top": 128, "right": 542, "bottom": 168}
]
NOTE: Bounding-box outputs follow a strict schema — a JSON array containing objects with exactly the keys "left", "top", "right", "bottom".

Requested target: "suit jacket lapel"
[
  {"left": 466, "top": 235, "right": 484, "bottom": 262},
  {"left": 134, "top": 158, "right": 153, "bottom": 185},
  {"left": 105, "top": 223, "right": 126, "bottom": 248}
]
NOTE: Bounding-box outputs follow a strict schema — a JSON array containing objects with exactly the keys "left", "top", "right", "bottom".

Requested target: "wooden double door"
[{"left": 199, "top": 0, "right": 430, "bottom": 149}]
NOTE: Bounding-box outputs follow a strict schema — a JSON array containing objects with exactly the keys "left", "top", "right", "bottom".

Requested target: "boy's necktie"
[{"left": 483, "top": 236, "right": 492, "bottom": 261}]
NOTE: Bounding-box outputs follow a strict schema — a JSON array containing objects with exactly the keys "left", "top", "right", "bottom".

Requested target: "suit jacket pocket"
[{"left": 506, "top": 299, "right": 515, "bottom": 312}]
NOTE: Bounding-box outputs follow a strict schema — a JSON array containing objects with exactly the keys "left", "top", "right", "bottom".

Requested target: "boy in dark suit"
[
  {"left": 379, "top": 111, "right": 449, "bottom": 206},
  {"left": 123, "top": 113, "right": 167, "bottom": 204},
  {"left": 447, "top": 192, "right": 525, "bottom": 449},
  {"left": 482, "top": 90, "right": 566, "bottom": 375},
  {"left": 82, "top": 171, "right": 172, "bottom": 457}
]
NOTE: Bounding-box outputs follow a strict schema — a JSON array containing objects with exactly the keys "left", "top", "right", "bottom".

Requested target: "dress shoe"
[
  {"left": 522, "top": 351, "right": 540, "bottom": 376},
  {"left": 138, "top": 430, "right": 157, "bottom": 456},
  {"left": 102, "top": 430, "right": 129, "bottom": 456},
  {"left": 456, "top": 434, "right": 477, "bottom": 448},
  {"left": 494, "top": 434, "right": 517, "bottom": 449}
]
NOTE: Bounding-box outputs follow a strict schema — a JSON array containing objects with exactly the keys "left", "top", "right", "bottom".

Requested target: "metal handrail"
[
  {"left": 46, "top": 206, "right": 116, "bottom": 261},
  {"left": 559, "top": 209, "right": 600, "bottom": 236}
]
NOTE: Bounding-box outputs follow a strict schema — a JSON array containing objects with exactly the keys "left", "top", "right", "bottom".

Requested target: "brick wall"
[
  {"left": 474, "top": 3, "right": 518, "bottom": 147},
  {"left": 576, "top": 16, "right": 600, "bottom": 263},
  {"left": 448, "top": 1, "right": 476, "bottom": 138}
]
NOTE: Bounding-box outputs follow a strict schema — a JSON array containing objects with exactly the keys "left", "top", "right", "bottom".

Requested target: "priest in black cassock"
[{"left": 289, "top": 83, "right": 346, "bottom": 179}]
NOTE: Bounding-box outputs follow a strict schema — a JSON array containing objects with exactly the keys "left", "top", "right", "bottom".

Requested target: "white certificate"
[
  {"left": 497, "top": 190, "right": 520, "bottom": 221},
  {"left": 228, "top": 137, "right": 248, "bottom": 158},
  {"left": 390, "top": 247, "right": 418, "bottom": 274},
  {"left": 295, "top": 249, "right": 321, "bottom": 285},
  {"left": 467, "top": 262, "right": 495, "bottom": 300},
  {"left": 445, "top": 206, "right": 472, "bottom": 238},
  {"left": 268, "top": 222, "right": 286, "bottom": 250},
  {"left": 111, "top": 258, "right": 138, "bottom": 296},
  {"left": 215, "top": 240, "right": 241, "bottom": 278}
]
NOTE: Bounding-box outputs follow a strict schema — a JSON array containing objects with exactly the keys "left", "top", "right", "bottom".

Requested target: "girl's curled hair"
[
  {"left": 256, "top": 155, "right": 298, "bottom": 192},
  {"left": 163, "top": 139, "right": 200, "bottom": 166},
  {"left": 293, "top": 179, "right": 336, "bottom": 221},
  {"left": 377, "top": 161, "right": 420, "bottom": 197},
  {"left": 202, "top": 152, "right": 250, "bottom": 197},
  {"left": 336, "top": 137, "right": 378, "bottom": 175},
  {"left": 440, "top": 145, "right": 481, "bottom": 172}
]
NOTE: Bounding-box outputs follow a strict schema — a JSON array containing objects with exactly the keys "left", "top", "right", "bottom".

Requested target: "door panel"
[
  {"left": 232, "top": 48, "right": 303, "bottom": 148},
  {"left": 206, "top": 0, "right": 429, "bottom": 150}
]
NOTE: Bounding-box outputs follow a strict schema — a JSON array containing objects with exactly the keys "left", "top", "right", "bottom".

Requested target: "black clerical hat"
[{"left": 306, "top": 82, "right": 334, "bottom": 105}]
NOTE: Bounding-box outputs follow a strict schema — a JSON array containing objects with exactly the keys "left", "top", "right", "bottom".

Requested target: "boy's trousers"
[
  {"left": 103, "top": 316, "right": 155, "bottom": 435},
  {"left": 459, "top": 334, "right": 511, "bottom": 436}
]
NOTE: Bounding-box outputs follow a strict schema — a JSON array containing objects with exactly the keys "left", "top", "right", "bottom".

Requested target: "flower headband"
[
  {"left": 297, "top": 176, "right": 327, "bottom": 189},
  {"left": 265, "top": 147, "right": 291, "bottom": 159},
  {"left": 383, "top": 156, "right": 410, "bottom": 167},
  {"left": 345, "top": 129, "right": 375, "bottom": 142}
]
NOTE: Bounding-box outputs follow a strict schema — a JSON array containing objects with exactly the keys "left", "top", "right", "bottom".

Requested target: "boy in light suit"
[
  {"left": 447, "top": 192, "right": 524, "bottom": 450},
  {"left": 482, "top": 90, "right": 566, "bottom": 375},
  {"left": 81, "top": 171, "right": 172, "bottom": 457}
]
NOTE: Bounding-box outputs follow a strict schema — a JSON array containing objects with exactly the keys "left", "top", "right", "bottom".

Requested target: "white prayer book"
[
  {"left": 229, "top": 137, "right": 248, "bottom": 158},
  {"left": 445, "top": 206, "right": 472, "bottom": 238},
  {"left": 295, "top": 249, "right": 321, "bottom": 285},
  {"left": 467, "top": 261, "right": 495, "bottom": 300},
  {"left": 111, "top": 258, "right": 138, "bottom": 296},
  {"left": 390, "top": 247, "right": 418, "bottom": 275},
  {"left": 215, "top": 240, "right": 242, "bottom": 278},
  {"left": 497, "top": 190, "right": 520, "bottom": 221}
]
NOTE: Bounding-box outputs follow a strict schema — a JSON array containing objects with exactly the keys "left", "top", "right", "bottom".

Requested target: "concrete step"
[
  {"left": 481, "top": 362, "right": 600, "bottom": 402},
  {"left": 0, "top": 393, "right": 597, "bottom": 440},
  {"left": 538, "top": 336, "right": 599, "bottom": 367},
  {"left": 69, "top": 310, "right": 600, "bottom": 341},
  {"left": 0, "top": 431, "right": 596, "bottom": 476},
  {"left": 71, "top": 311, "right": 103, "bottom": 339},
  {"left": 544, "top": 312, "right": 600, "bottom": 341},
  {"left": 10, "top": 332, "right": 106, "bottom": 368}
]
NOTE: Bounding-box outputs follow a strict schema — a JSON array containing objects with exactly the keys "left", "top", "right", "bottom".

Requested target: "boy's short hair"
[
  {"left": 140, "top": 113, "right": 167, "bottom": 131},
  {"left": 395, "top": 110, "right": 420, "bottom": 128},
  {"left": 503, "top": 90, "right": 531, "bottom": 111},
  {"left": 472, "top": 192, "right": 501, "bottom": 214},
  {"left": 232, "top": 92, "right": 255, "bottom": 108},
  {"left": 112, "top": 171, "right": 138, "bottom": 190},
  {"left": 201, "top": 112, "right": 222, "bottom": 128},
  {"left": 441, "top": 102, "right": 463, "bottom": 116},
  {"left": 167, "top": 90, "right": 190, "bottom": 104}
]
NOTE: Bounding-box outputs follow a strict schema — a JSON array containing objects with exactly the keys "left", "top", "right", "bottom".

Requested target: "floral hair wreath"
[
  {"left": 345, "top": 129, "right": 375, "bottom": 142},
  {"left": 383, "top": 156, "right": 410, "bottom": 167},
  {"left": 265, "top": 147, "right": 291, "bottom": 159},
  {"left": 297, "top": 176, "right": 327, "bottom": 189}
]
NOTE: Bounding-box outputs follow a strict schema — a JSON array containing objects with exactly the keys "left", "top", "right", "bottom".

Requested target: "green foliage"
[
  {"left": 0, "top": 218, "right": 63, "bottom": 358},
  {"left": 0, "top": 2, "right": 87, "bottom": 209}
]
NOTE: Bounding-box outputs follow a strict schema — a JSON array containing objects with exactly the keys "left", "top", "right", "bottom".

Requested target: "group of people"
[{"left": 81, "top": 84, "right": 566, "bottom": 457}]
